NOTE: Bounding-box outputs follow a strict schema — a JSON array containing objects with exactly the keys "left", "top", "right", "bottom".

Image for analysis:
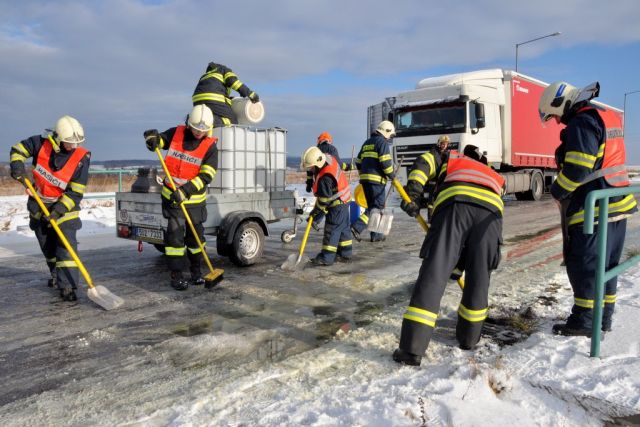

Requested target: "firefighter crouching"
[
  {"left": 144, "top": 105, "right": 219, "bottom": 290},
  {"left": 9, "top": 116, "right": 91, "bottom": 301},
  {"left": 393, "top": 145, "right": 505, "bottom": 366},
  {"left": 539, "top": 81, "right": 637, "bottom": 336},
  {"left": 351, "top": 120, "right": 396, "bottom": 242},
  {"left": 302, "top": 147, "right": 353, "bottom": 266}
]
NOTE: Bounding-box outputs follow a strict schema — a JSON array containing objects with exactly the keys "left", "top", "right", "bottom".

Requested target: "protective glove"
[
  {"left": 305, "top": 182, "right": 313, "bottom": 193},
  {"left": 47, "top": 203, "right": 67, "bottom": 222},
  {"left": 144, "top": 129, "right": 160, "bottom": 151},
  {"left": 388, "top": 173, "right": 396, "bottom": 181},
  {"left": 308, "top": 207, "right": 323, "bottom": 222},
  {"left": 248, "top": 92, "right": 260, "bottom": 103},
  {"left": 10, "top": 164, "right": 27, "bottom": 182},
  {"left": 400, "top": 200, "right": 420, "bottom": 218},
  {"left": 169, "top": 188, "right": 188, "bottom": 207}
]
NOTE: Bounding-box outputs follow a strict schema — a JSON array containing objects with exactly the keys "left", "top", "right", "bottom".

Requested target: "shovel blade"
[
  {"left": 281, "top": 253, "right": 309, "bottom": 271},
  {"left": 367, "top": 208, "right": 394, "bottom": 235},
  {"left": 87, "top": 285, "right": 124, "bottom": 310}
]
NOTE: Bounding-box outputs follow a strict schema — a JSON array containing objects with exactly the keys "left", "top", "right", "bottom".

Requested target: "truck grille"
[{"left": 394, "top": 143, "right": 459, "bottom": 167}]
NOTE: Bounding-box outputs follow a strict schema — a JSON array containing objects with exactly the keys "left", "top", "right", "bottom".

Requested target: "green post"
[{"left": 118, "top": 171, "right": 123, "bottom": 192}]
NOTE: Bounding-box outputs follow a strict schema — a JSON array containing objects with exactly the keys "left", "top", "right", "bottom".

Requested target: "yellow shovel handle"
[
  {"left": 23, "top": 179, "right": 94, "bottom": 288},
  {"left": 155, "top": 148, "right": 216, "bottom": 274},
  {"left": 299, "top": 216, "right": 314, "bottom": 258},
  {"left": 391, "top": 179, "right": 429, "bottom": 233}
]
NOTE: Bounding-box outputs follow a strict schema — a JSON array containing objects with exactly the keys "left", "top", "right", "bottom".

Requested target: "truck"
[
  {"left": 115, "top": 126, "right": 303, "bottom": 266},
  {"left": 368, "top": 68, "right": 623, "bottom": 200}
]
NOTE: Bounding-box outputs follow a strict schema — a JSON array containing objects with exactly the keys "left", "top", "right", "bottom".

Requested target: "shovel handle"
[
  {"left": 22, "top": 179, "right": 95, "bottom": 288},
  {"left": 299, "top": 216, "right": 314, "bottom": 258},
  {"left": 154, "top": 148, "right": 218, "bottom": 275},
  {"left": 391, "top": 179, "right": 429, "bottom": 233}
]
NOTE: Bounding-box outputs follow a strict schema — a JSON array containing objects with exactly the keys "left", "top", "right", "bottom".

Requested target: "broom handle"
[
  {"left": 155, "top": 148, "right": 216, "bottom": 274},
  {"left": 23, "top": 179, "right": 95, "bottom": 288}
]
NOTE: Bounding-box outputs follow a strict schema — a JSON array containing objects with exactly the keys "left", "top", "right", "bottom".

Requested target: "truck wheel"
[
  {"left": 230, "top": 221, "right": 264, "bottom": 266},
  {"left": 524, "top": 172, "right": 544, "bottom": 201},
  {"left": 281, "top": 230, "right": 295, "bottom": 243},
  {"left": 153, "top": 244, "right": 166, "bottom": 253}
]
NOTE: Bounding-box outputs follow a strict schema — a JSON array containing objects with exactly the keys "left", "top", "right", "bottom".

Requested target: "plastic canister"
[
  {"left": 349, "top": 200, "right": 361, "bottom": 224},
  {"left": 231, "top": 98, "right": 265, "bottom": 125}
]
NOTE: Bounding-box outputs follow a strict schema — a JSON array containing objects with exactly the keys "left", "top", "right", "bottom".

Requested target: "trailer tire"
[
  {"left": 281, "top": 230, "right": 295, "bottom": 243},
  {"left": 229, "top": 220, "right": 264, "bottom": 267},
  {"left": 524, "top": 172, "right": 544, "bottom": 201},
  {"left": 153, "top": 244, "right": 166, "bottom": 254}
]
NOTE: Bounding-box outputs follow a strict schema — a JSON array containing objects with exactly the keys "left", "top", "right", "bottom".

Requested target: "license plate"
[{"left": 134, "top": 227, "right": 164, "bottom": 242}]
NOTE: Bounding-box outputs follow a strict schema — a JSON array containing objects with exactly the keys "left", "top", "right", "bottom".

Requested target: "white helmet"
[
  {"left": 301, "top": 146, "right": 326, "bottom": 169},
  {"left": 376, "top": 120, "right": 396, "bottom": 139},
  {"left": 188, "top": 104, "right": 214, "bottom": 132},
  {"left": 55, "top": 115, "right": 85, "bottom": 144},
  {"left": 538, "top": 81, "right": 580, "bottom": 123}
]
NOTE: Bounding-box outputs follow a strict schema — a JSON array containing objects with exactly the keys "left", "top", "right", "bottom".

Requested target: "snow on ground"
[{"left": 0, "top": 187, "right": 639, "bottom": 426}]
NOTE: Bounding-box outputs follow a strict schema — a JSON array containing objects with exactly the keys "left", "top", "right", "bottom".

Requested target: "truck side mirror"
[{"left": 475, "top": 102, "right": 485, "bottom": 129}]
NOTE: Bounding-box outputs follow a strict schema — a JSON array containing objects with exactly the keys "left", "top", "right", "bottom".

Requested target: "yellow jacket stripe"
[
  {"left": 564, "top": 150, "right": 597, "bottom": 169},
  {"left": 555, "top": 171, "right": 581, "bottom": 192},
  {"left": 359, "top": 173, "right": 386, "bottom": 184},
  {"left": 434, "top": 185, "right": 504, "bottom": 213},
  {"left": 568, "top": 194, "right": 637, "bottom": 226}
]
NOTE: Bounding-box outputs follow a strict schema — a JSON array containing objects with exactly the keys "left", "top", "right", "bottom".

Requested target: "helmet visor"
[{"left": 189, "top": 121, "right": 212, "bottom": 132}]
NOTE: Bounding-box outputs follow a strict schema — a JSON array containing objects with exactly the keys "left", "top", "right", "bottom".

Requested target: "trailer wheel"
[
  {"left": 524, "top": 172, "right": 544, "bottom": 201},
  {"left": 281, "top": 230, "right": 295, "bottom": 243},
  {"left": 230, "top": 221, "right": 264, "bottom": 266},
  {"left": 153, "top": 244, "right": 166, "bottom": 253}
]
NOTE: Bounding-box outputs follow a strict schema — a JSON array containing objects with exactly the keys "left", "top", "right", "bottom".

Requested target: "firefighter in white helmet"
[
  {"left": 539, "top": 81, "right": 637, "bottom": 336},
  {"left": 302, "top": 146, "right": 353, "bottom": 265},
  {"left": 143, "top": 105, "right": 220, "bottom": 290},
  {"left": 351, "top": 120, "right": 396, "bottom": 242},
  {"left": 9, "top": 115, "right": 91, "bottom": 301}
]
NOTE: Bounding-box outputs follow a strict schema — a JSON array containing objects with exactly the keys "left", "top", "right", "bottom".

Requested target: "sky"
[{"left": 1, "top": 0, "right": 640, "bottom": 164}]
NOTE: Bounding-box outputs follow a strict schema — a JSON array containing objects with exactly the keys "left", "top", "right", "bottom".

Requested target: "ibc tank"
[{"left": 231, "top": 98, "right": 265, "bottom": 125}]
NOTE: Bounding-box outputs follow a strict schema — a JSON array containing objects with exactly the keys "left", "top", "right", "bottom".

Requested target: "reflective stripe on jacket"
[
  {"left": 164, "top": 126, "right": 216, "bottom": 187},
  {"left": 33, "top": 140, "right": 88, "bottom": 203}
]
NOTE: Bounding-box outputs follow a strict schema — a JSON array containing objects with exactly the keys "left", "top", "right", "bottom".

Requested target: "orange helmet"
[{"left": 317, "top": 131, "right": 333, "bottom": 145}]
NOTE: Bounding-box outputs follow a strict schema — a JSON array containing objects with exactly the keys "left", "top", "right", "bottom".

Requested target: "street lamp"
[
  {"left": 623, "top": 90, "right": 640, "bottom": 142},
  {"left": 515, "top": 32, "right": 561, "bottom": 72}
]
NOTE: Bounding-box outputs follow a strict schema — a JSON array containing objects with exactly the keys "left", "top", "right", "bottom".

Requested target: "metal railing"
[
  {"left": 583, "top": 185, "right": 640, "bottom": 357},
  {"left": 85, "top": 169, "right": 139, "bottom": 199}
]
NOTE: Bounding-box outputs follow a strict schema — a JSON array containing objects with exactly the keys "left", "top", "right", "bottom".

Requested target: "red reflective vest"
[
  {"left": 312, "top": 155, "right": 352, "bottom": 203},
  {"left": 577, "top": 106, "right": 630, "bottom": 187},
  {"left": 444, "top": 152, "right": 505, "bottom": 195},
  {"left": 164, "top": 126, "right": 216, "bottom": 188},
  {"left": 33, "top": 139, "right": 88, "bottom": 202}
]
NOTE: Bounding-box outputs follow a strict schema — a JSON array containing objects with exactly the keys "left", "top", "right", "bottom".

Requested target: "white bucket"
[{"left": 231, "top": 98, "right": 265, "bottom": 125}]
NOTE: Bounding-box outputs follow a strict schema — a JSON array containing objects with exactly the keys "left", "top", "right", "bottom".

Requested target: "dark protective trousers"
[
  {"left": 162, "top": 203, "right": 207, "bottom": 274},
  {"left": 315, "top": 203, "right": 353, "bottom": 264},
  {"left": 199, "top": 101, "right": 237, "bottom": 127},
  {"left": 351, "top": 182, "right": 386, "bottom": 240},
  {"left": 30, "top": 216, "right": 81, "bottom": 291},
  {"left": 564, "top": 218, "right": 627, "bottom": 330},
  {"left": 399, "top": 202, "right": 503, "bottom": 355}
]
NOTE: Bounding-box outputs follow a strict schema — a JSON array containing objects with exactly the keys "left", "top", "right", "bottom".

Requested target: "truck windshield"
[{"left": 395, "top": 103, "right": 466, "bottom": 136}]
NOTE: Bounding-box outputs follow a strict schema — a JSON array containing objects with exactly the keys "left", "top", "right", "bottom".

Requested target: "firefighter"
[
  {"left": 9, "top": 116, "right": 90, "bottom": 301},
  {"left": 305, "top": 131, "right": 351, "bottom": 193},
  {"left": 302, "top": 147, "right": 353, "bottom": 266},
  {"left": 392, "top": 145, "right": 505, "bottom": 366},
  {"left": 350, "top": 120, "right": 396, "bottom": 242},
  {"left": 539, "top": 81, "right": 637, "bottom": 336},
  {"left": 144, "top": 105, "right": 219, "bottom": 290},
  {"left": 192, "top": 61, "right": 259, "bottom": 127}
]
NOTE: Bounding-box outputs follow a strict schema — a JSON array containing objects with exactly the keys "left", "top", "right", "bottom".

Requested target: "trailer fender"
[{"left": 217, "top": 211, "right": 269, "bottom": 253}]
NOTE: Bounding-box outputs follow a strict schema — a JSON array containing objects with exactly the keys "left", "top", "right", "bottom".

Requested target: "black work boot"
[
  {"left": 350, "top": 226, "right": 362, "bottom": 242},
  {"left": 47, "top": 276, "right": 57, "bottom": 289},
  {"left": 552, "top": 323, "right": 601, "bottom": 338},
  {"left": 392, "top": 348, "right": 422, "bottom": 366},
  {"left": 190, "top": 269, "right": 205, "bottom": 287},
  {"left": 60, "top": 288, "right": 77, "bottom": 302},
  {"left": 170, "top": 271, "right": 189, "bottom": 291}
]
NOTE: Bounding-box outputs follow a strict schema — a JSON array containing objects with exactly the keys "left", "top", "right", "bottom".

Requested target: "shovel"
[
  {"left": 22, "top": 179, "right": 124, "bottom": 310},
  {"left": 367, "top": 182, "right": 396, "bottom": 236},
  {"left": 281, "top": 216, "right": 314, "bottom": 271},
  {"left": 155, "top": 148, "right": 224, "bottom": 288},
  {"left": 391, "top": 178, "right": 464, "bottom": 290}
]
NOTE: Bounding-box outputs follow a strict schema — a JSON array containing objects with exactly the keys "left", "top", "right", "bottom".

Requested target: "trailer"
[
  {"left": 368, "top": 69, "right": 623, "bottom": 200},
  {"left": 115, "top": 126, "right": 301, "bottom": 266}
]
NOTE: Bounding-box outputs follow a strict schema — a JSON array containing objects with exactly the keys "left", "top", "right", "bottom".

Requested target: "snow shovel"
[
  {"left": 281, "top": 216, "right": 314, "bottom": 271},
  {"left": 155, "top": 148, "right": 224, "bottom": 288},
  {"left": 22, "top": 178, "right": 124, "bottom": 310},
  {"left": 366, "top": 192, "right": 394, "bottom": 236}
]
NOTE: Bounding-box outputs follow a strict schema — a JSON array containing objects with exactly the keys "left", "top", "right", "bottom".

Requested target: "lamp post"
[
  {"left": 515, "top": 32, "right": 561, "bottom": 72},
  {"left": 623, "top": 90, "right": 640, "bottom": 142}
]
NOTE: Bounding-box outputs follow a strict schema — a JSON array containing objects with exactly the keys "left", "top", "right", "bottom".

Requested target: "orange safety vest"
[
  {"left": 444, "top": 152, "right": 505, "bottom": 195},
  {"left": 33, "top": 139, "right": 88, "bottom": 203},
  {"left": 163, "top": 125, "right": 216, "bottom": 188},
  {"left": 312, "top": 155, "right": 352, "bottom": 203},
  {"left": 577, "top": 106, "right": 630, "bottom": 187}
]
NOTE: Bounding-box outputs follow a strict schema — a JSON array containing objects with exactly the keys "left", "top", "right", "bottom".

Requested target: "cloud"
[{"left": 1, "top": 0, "right": 640, "bottom": 161}]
